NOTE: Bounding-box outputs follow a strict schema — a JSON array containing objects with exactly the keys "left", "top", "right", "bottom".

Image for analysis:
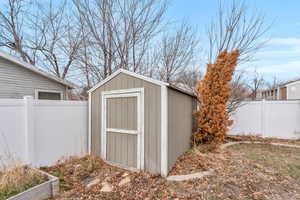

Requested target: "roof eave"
[{"left": 167, "top": 85, "right": 196, "bottom": 97}]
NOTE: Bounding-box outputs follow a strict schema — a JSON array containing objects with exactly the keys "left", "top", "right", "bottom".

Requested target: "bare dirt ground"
[{"left": 42, "top": 140, "right": 300, "bottom": 200}]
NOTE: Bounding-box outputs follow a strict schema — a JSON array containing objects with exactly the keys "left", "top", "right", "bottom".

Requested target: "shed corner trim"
[
  {"left": 88, "top": 92, "right": 92, "bottom": 155},
  {"left": 161, "top": 85, "right": 168, "bottom": 177}
]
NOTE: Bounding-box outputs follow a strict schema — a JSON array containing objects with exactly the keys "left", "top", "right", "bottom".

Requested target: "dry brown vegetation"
[
  {"left": 41, "top": 156, "right": 104, "bottom": 192},
  {"left": 168, "top": 143, "right": 300, "bottom": 199},
  {"left": 193, "top": 50, "right": 240, "bottom": 145},
  {"left": 42, "top": 156, "right": 173, "bottom": 200},
  {"left": 0, "top": 164, "right": 47, "bottom": 200},
  {"left": 168, "top": 144, "right": 226, "bottom": 176},
  {"left": 43, "top": 140, "right": 300, "bottom": 199}
]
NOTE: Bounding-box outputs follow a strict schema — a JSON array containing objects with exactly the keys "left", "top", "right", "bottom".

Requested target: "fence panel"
[
  {"left": 230, "top": 101, "right": 263, "bottom": 136},
  {"left": 0, "top": 99, "right": 26, "bottom": 165},
  {"left": 264, "top": 101, "right": 300, "bottom": 139},
  {"left": 33, "top": 100, "right": 87, "bottom": 166},
  {"left": 230, "top": 100, "right": 300, "bottom": 139},
  {"left": 0, "top": 97, "right": 88, "bottom": 168}
]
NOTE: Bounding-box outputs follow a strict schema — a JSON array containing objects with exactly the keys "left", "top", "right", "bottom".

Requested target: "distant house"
[
  {"left": 261, "top": 78, "right": 300, "bottom": 100},
  {"left": 0, "top": 51, "right": 74, "bottom": 100}
]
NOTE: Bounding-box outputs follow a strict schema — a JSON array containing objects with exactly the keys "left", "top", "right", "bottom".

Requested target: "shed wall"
[
  {"left": 0, "top": 57, "right": 67, "bottom": 99},
  {"left": 287, "top": 82, "right": 300, "bottom": 99},
  {"left": 91, "top": 73, "right": 162, "bottom": 173},
  {"left": 167, "top": 88, "right": 196, "bottom": 171}
]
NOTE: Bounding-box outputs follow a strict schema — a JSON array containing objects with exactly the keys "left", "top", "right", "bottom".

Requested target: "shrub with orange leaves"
[{"left": 192, "top": 50, "right": 240, "bottom": 145}]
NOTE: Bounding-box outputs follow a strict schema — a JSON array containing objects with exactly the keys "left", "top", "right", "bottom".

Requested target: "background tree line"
[{"left": 0, "top": 0, "right": 270, "bottom": 107}]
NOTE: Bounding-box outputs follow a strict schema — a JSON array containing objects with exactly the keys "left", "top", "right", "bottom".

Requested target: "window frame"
[{"left": 34, "top": 89, "right": 63, "bottom": 100}]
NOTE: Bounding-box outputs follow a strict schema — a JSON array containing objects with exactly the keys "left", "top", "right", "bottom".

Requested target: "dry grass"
[
  {"left": 41, "top": 155, "right": 104, "bottom": 191},
  {"left": 43, "top": 142, "right": 300, "bottom": 200},
  {"left": 168, "top": 143, "right": 300, "bottom": 200},
  {"left": 0, "top": 164, "right": 47, "bottom": 200},
  {"left": 169, "top": 144, "right": 229, "bottom": 176},
  {"left": 230, "top": 143, "right": 300, "bottom": 181}
]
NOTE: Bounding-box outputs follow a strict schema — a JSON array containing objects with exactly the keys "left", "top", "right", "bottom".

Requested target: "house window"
[{"left": 35, "top": 90, "right": 62, "bottom": 100}]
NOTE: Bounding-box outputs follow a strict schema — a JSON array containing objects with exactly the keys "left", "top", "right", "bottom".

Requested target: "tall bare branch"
[
  {"left": 247, "top": 69, "right": 265, "bottom": 100},
  {"left": 73, "top": 0, "right": 167, "bottom": 80},
  {"left": 0, "top": 0, "right": 36, "bottom": 64},
  {"left": 31, "top": 1, "right": 84, "bottom": 79},
  {"left": 156, "top": 23, "right": 199, "bottom": 83},
  {"left": 207, "top": 1, "right": 269, "bottom": 64}
]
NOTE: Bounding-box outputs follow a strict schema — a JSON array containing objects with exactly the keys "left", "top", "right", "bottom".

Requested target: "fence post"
[
  {"left": 24, "top": 96, "right": 35, "bottom": 165},
  {"left": 261, "top": 99, "right": 266, "bottom": 137}
]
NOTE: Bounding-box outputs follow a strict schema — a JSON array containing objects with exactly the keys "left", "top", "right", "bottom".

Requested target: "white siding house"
[
  {"left": 261, "top": 78, "right": 300, "bottom": 100},
  {"left": 286, "top": 80, "right": 300, "bottom": 99},
  {"left": 0, "top": 51, "right": 73, "bottom": 100}
]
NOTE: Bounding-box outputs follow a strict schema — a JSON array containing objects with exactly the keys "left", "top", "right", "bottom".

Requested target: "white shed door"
[{"left": 101, "top": 89, "right": 144, "bottom": 170}]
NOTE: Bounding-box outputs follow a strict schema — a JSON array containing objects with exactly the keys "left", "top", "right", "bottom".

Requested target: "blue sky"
[{"left": 166, "top": 0, "right": 300, "bottom": 82}]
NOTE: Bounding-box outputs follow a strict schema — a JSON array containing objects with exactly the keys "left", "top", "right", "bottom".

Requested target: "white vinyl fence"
[
  {"left": 230, "top": 100, "right": 300, "bottom": 139},
  {"left": 1, "top": 97, "right": 299, "bottom": 168},
  {"left": 0, "top": 96, "right": 88, "bottom": 167}
]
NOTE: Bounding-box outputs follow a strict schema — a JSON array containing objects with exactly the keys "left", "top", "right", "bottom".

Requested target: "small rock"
[
  {"left": 254, "top": 163, "right": 263, "bottom": 169},
  {"left": 86, "top": 178, "right": 100, "bottom": 188},
  {"left": 122, "top": 172, "right": 129, "bottom": 177},
  {"left": 74, "top": 164, "right": 81, "bottom": 169},
  {"left": 101, "top": 182, "right": 113, "bottom": 192},
  {"left": 119, "top": 176, "right": 131, "bottom": 186},
  {"left": 264, "top": 168, "right": 276, "bottom": 174}
]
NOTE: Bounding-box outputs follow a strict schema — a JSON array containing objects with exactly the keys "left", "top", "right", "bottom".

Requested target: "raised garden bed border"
[{"left": 7, "top": 169, "right": 59, "bottom": 200}]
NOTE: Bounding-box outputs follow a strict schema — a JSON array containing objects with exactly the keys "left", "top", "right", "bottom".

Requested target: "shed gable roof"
[
  {"left": 88, "top": 69, "right": 196, "bottom": 97},
  {"left": 88, "top": 69, "right": 168, "bottom": 93},
  {"left": 0, "top": 50, "right": 74, "bottom": 88}
]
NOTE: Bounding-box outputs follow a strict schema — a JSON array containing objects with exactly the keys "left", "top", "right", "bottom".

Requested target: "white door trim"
[
  {"left": 106, "top": 128, "right": 139, "bottom": 135},
  {"left": 101, "top": 88, "right": 144, "bottom": 170}
]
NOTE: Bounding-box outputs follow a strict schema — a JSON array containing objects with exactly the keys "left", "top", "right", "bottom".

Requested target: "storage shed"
[{"left": 88, "top": 69, "right": 197, "bottom": 176}]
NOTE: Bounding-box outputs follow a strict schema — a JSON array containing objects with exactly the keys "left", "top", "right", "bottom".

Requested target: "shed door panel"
[
  {"left": 106, "top": 96, "right": 138, "bottom": 168},
  {"left": 106, "top": 132, "right": 137, "bottom": 168},
  {"left": 107, "top": 97, "right": 137, "bottom": 130}
]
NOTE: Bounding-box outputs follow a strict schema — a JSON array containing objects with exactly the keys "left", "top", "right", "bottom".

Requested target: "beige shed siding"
[
  {"left": 107, "top": 132, "right": 137, "bottom": 168},
  {"left": 107, "top": 97, "right": 137, "bottom": 130},
  {"left": 91, "top": 73, "right": 162, "bottom": 173},
  {"left": 0, "top": 57, "right": 67, "bottom": 99},
  {"left": 167, "top": 88, "right": 196, "bottom": 171}
]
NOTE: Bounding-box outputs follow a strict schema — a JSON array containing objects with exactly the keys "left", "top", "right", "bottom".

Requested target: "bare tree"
[
  {"left": 31, "top": 1, "right": 84, "bottom": 79},
  {"left": 247, "top": 70, "right": 265, "bottom": 100},
  {"left": 174, "top": 67, "right": 202, "bottom": 93},
  {"left": 266, "top": 75, "right": 281, "bottom": 90},
  {"left": 228, "top": 70, "right": 248, "bottom": 113},
  {"left": 207, "top": 0, "right": 269, "bottom": 63},
  {"left": 0, "top": 0, "right": 84, "bottom": 80},
  {"left": 156, "top": 23, "right": 199, "bottom": 83},
  {"left": 0, "top": 0, "right": 36, "bottom": 64},
  {"left": 73, "top": 0, "right": 167, "bottom": 81}
]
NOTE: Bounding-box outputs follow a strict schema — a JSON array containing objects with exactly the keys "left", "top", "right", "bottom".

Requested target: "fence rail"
[
  {"left": 0, "top": 96, "right": 88, "bottom": 167},
  {"left": 230, "top": 100, "right": 300, "bottom": 139}
]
